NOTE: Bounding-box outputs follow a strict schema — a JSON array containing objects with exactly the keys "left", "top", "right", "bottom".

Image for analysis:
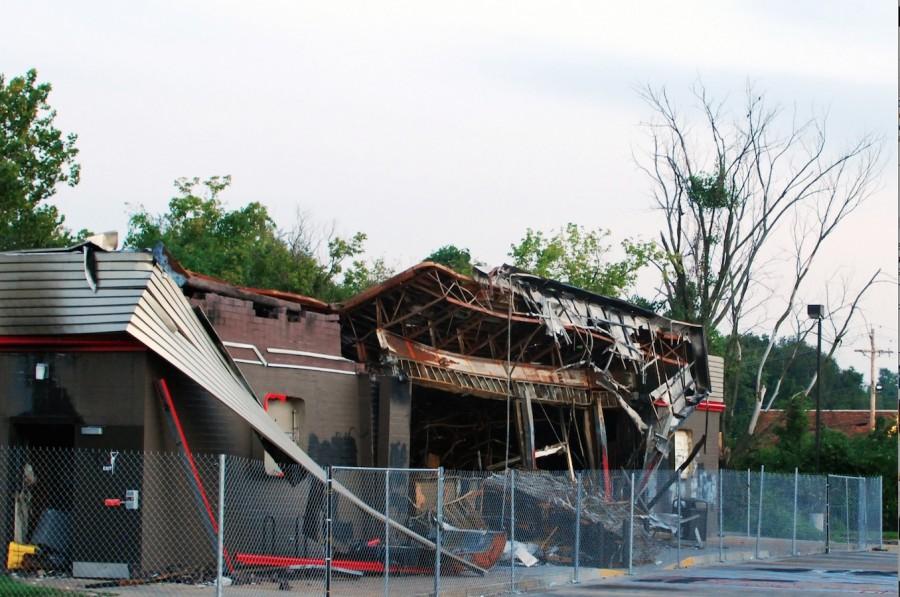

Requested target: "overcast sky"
[{"left": 3, "top": 1, "right": 897, "bottom": 374}]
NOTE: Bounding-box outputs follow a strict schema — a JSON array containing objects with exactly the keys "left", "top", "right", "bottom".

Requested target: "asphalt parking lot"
[{"left": 537, "top": 550, "right": 897, "bottom": 596}]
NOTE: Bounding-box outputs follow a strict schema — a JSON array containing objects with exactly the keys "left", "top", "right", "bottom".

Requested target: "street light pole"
[
  {"left": 808, "top": 304, "right": 824, "bottom": 473},
  {"left": 815, "top": 315, "right": 822, "bottom": 473}
]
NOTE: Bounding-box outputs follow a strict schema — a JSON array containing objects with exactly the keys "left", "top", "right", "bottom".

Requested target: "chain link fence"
[{"left": 0, "top": 445, "right": 884, "bottom": 595}]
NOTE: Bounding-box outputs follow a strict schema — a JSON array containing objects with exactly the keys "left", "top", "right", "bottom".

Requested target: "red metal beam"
[{"left": 0, "top": 335, "right": 146, "bottom": 352}]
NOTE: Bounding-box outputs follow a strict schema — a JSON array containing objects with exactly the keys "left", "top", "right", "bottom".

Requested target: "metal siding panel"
[
  {"left": 0, "top": 323, "right": 128, "bottom": 335},
  {"left": 0, "top": 289, "right": 145, "bottom": 301},
  {"left": 0, "top": 261, "right": 154, "bottom": 273},
  {"left": 0, "top": 299, "right": 141, "bottom": 311},
  {"left": 0, "top": 279, "right": 150, "bottom": 290},
  {"left": 0, "top": 252, "right": 153, "bottom": 264},
  {"left": 0, "top": 270, "right": 153, "bottom": 281},
  {"left": 0, "top": 313, "right": 133, "bottom": 325}
]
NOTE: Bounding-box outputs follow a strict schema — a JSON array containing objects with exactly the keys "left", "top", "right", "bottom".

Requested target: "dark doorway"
[{"left": 6, "top": 421, "right": 76, "bottom": 563}]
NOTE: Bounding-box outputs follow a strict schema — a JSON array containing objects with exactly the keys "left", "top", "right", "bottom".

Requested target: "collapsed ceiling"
[{"left": 339, "top": 263, "right": 711, "bottom": 478}]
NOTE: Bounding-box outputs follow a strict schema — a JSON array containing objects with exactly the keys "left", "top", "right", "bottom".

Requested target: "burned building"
[
  {"left": 338, "top": 263, "right": 722, "bottom": 485},
  {"left": 0, "top": 240, "right": 724, "bottom": 581}
]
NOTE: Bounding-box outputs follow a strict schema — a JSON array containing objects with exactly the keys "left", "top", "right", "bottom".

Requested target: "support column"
[
  {"left": 518, "top": 395, "right": 536, "bottom": 469},
  {"left": 582, "top": 408, "right": 597, "bottom": 471},
  {"left": 376, "top": 375, "right": 411, "bottom": 468},
  {"left": 591, "top": 401, "right": 611, "bottom": 497}
]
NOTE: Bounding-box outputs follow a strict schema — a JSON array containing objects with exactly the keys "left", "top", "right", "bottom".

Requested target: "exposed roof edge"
[
  {"left": 334, "top": 261, "right": 476, "bottom": 312},
  {"left": 149, "top": 242, "right": 331, "bottom": 312},
  {"left": 477, "top": 264, "right": 681, "bottom": 324}
]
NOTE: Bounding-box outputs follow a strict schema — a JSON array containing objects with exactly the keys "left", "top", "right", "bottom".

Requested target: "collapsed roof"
[{"left": 338, "top": 262, "right": 711, "bottom": 475}]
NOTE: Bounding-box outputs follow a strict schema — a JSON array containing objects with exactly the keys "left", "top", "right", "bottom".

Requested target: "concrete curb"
[{"left": 664, "top": 550, "right": 770, "bottom": 570}]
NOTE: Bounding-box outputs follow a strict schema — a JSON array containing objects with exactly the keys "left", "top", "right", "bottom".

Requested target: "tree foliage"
[
  {"left": 508, "top": 223, "right": 657, "bottom": 298},
  {"left": 876, "top": 367, "right": 897, "bottom": 409},
  {"left": 425, "top": 245, "right": 475, "bottom": 276},
  {"left": 0, "top": 69, "right": 82, "bottom": 250},
  {"left": 125, "top": 176, "right": 391, "bottom": 301},
  {"left": 733, "top": 399, "right": 897, "bottom": 531},
  {"left": 638, "top": 84, "right": 880, "bottom": 331},
  {"left": 724, "top": 331, "right": 869, "bottom": 441}
]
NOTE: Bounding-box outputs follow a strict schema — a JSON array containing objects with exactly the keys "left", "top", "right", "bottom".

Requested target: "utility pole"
[
  {"left": 808, "top": 305, "right": 824, "bottom": 473},
  {"left": 854, "top": 327, "right": 893, "bottom": 430}
]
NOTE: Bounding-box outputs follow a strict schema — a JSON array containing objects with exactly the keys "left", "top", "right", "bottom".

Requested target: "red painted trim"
[
  {"left": 235, "top": 553, "right": 432, "bottom": 575},
  {"left": 696, "top": 401, "right": 726, "bottom": 413},
  {"left": 263, "top": 392, "right": 288, "bottom": 412},
  {"left": 0, "top": 335, "right": 145, "bottom": 352},
  {"left": 158, "top": 378, "right": 235, "bottom": 573}
]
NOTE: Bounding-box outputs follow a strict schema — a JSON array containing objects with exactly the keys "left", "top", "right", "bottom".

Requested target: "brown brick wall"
[
  {"left": 191, "top": 294, "right": 344, "bottom": 357},
  {"left": 238, "top": 364, "right": 362, "bottom": 466},
  {"left": 189, "top": 292, "right": 364, "bottom": 466}
]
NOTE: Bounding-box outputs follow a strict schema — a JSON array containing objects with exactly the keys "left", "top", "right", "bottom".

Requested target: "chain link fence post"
[
  {"left": 675, "top": 473, "right": 682, "bottom": 568},
  {"left": 573, "top": 470, "right": 582, "bottom": 583},
  {"left": 824, "top": 474, "right": 831, "bottom": 554},
  {"left": 746, "top": 468, "right": 751, "bottom": 538},
  {"left": 384, "top": 469, "right": 390, "bottom": 597},
  {"left": 844, "top": 477, "right": 850, "bottom": 551},
  {"left": 434, "top": 466, "right": 443, "bottom": 597},
  {"left": 628, "top": 471, "right": 635, "bottom": 575},
  {"left": 792, "top": 467, "right": 798, "bottom": 556},
  {"left": 216, "top": 453, "right": 225, "bottom": 597},
  {"left": 755, "top": 465, "right": 764, "bottom": 559},
  {"left": 858, "top": 477, "right": 866, "bottom": 550},
  {"left": 325, "top": 465, "right": 333, "bottom": 597},
  {"left": 509, "top": 468, "right": 516, "bottom": 594},
  {"left": 718, "top": 468, "right": 724, "bottom": 562},
  {"left": 878, "top": 476, "right": 883, "bottom": 549}
]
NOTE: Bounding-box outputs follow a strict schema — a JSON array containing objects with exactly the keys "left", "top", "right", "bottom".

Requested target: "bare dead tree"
[
  {"left": 745, "top": 172, "right": 883, "bottom": 434},
  {"left": 636, "top": 83, "right": 883, "bottom": 440},
  {"left": 636, "top": 83, "right": 881, "bottom": 333},
  {"left": 747, "top": 269, "right": 881, "bottom": 434}
]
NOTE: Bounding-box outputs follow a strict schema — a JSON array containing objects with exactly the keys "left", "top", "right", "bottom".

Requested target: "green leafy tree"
[
  {"left": 734, "top": 416, "right": 897, "bottom": 532},
  {"left": 508, "top": 223, "right": 657, "bottom": 298},
  {"left": 425, "top": 245, "right": 475, "bottom": 275},
  {"left": 876, "top": 368, "right": 897, "bottom": 409},
  {"left": 126, "top": 176, "right": 388, "bottom": 300},
  {"left": 724, "top": 331, "right": 869, "bottom": 445},
  {"left": 0, "top": 69, "right": 81, "bottom": 249}
]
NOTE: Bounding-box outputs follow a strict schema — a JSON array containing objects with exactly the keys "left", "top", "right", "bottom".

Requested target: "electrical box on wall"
[
  {"left": 124, "top": 490, "right": 139, "bottom": 511},
  {"left": 34, "top": 363, "right": 49, "bottom": 380}
]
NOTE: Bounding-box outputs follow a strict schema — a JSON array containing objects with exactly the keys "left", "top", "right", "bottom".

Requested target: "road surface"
[{"left": 537, "top": 550, "right": 897, "bottom": 596}]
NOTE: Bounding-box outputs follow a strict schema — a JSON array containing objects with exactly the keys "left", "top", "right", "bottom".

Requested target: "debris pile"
[{"left": 484, "top": 473, "right": 661, "bottom": 567}]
